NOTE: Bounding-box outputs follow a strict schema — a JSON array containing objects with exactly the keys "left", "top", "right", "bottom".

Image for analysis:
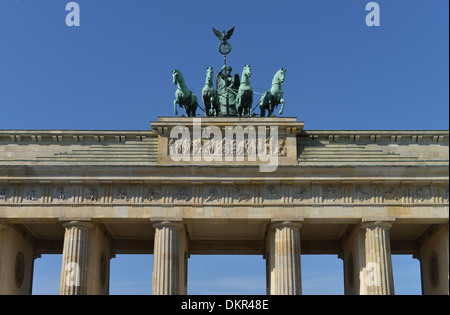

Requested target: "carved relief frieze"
[
  {"left": 264, "top": 185, "right": 281, "bottom": 203},
  {"left": 84, "top": 186, "right": 99, "bottom": 203},
  {"left": 174, "top": 185, "right": 191, "bottom": 203},
  {"left": 115, "top": 186, "right": 130, "bottom": 203},
  {"left": 354, "top": 185, "right": 372, "bottom": 202},
  {"left": 23, "top": 186, "right": 41, "bottom": 203},
  {"left": 146, "top": 186, "right": 162, "bottom": 203},
  {"left": 53, "top": 185, "right": 70, "bottom": 203},
  {"left": 384, "top": 186, "right": 402, "bottom": 202},
  {"left": 0, "top": 185, "right": 11, "bottom": 202},
  {"left": 0, "top": 182, "right": 447, "bottom": 207},
  {"left": 413, "top": 185, "right": 431, "bottom": 203},
  {"left": 234, "top": 186, "right": 252, "bottom": 203},
  {"left": 168, "top": 136, "right": 288, "bottom": 157},
  {"left": 292, "top": 186, "right": 310, "bottom": 203},
  {"left": 203, "top": 186, "right": 221, "bottom": 204},
  {"left": 324, "top": 185, "right": 340, "bottom": 203}
]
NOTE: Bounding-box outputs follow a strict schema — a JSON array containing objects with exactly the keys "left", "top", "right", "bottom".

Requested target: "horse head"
[
  {"left": 242, "top": 64, "right": 252, "bottom": 80},
  {"left": 205, "top": 67, "right": 214, "bottom": 84},
  {"left": 172, "top": 69, "right": 180, "bottom": 85},
  {"left": 278, "top": 68, "right": 286, "bottom": 83},
  {"left": 272, "top": 68, "right": 286, "bottom": 86}
]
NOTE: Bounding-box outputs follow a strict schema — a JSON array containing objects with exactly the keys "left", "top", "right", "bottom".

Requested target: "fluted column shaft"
[
  {"left": 59, "top": 221, "right": 93, "bottom": 295},
  {"left": 267, "top": 221, "right": 302, "bottom": 295},
  {"left": 152, "top": 221, "right": 185, "bottom": 295},
  {"left": 360, "top": 221, "right": 394, "bottom": 295}
]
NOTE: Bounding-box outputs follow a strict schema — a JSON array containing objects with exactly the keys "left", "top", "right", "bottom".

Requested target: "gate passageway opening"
[
  {"left": 301, "top": 255, "right": 344, "bottom": 295},
  {"left": 187, "top": 255, "right": 266, "bottom": 295},
  {"left": 392, "top": 255, "right": 422, "bottom": 295},
  {"left": 32, "top": 254, "right": 61, "bottom": 295},
  {"left": 109, "top": 254, "right": 153, "bottom": 295}
]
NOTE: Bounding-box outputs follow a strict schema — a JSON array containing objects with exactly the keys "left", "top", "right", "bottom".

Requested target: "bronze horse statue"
[
  {"left": 259, "top": 68, "right": 286, "bottom": 117},
  {"left": 201, "top": 67, "right": 220, "bottom": 116},
  {"left": 236, "top": 64, "right": 253, "bottom": 117},
  {"left": 173, "top": 69, "right": 198, "bottom": 117}
]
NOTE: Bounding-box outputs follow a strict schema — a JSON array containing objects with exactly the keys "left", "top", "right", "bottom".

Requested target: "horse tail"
[{"left": 259, "top": 91, "right": 268, "bottom": 108}]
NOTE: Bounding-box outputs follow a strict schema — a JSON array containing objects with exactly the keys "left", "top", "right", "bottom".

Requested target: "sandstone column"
[
  {"left": 360, "top": 221, "right": 394, "bottom": 295},
  {"left": 342, "top": 221, "right": 395, "bottom": 295},
  {"left": 59, "top": 220, "right": 93, "bottom": 295},
  {"left": 152, "top": 220, "right": 188, "bottom": 295},
  {"left": 266, "top": 221, "right": 302, "bottom": 295}
]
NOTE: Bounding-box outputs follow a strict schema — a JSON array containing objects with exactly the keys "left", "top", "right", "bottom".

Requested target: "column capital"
[
  {"left": 270, "top": 220, "right": 303, "bottom": 230},
  {"left": 360, "top": 220, "right": 394, "bottom": 230},
  {"left": 60, "top": 220, "right": 94, "bottom": 230},
  {"left": 151, "top": 220, "right": 184, "bottom": 230}
]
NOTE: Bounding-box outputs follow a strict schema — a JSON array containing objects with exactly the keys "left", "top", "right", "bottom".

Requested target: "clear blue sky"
[{"left": 1, "top": 0, "right": 448, "bottom": 295}]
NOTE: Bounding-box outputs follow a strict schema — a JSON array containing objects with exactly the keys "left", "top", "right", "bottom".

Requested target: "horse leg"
[
  {"left": 279, "top": 99, "right": 285, "bottom": 115},
  {"left": 260, "top": 102, "right": 266, "bottom": 117},
  {"left": 243, "top": 102, "right": 249, "bottom": 116},
  {"left": 267, "top": 99, "right": 273, "bottom": 116},
  {"left": 202, "top": 95, "right": 209, "bottom": 116},
  {"left": 247, "top": 93, "right": 253, "bottom": 116},
  {"left": 211, "top": 99, "right": 219, "bottom": 116},
  {"left": 211, "top": 99, "right": 217, "bottom": 117},
  {"left": 213, "top": 100, "right": 220, "bottom": 117},
  {"left": 174, "top": 100, "right": 178, "bottom": 115},
  {"left": 186, "top": 103, "right": 192, "bottom": 117},
  {"left": 260, "top": 93, "right": 269, "bottom": 117},
  {"left": 236, "top": 95, "right": 241, "bottom": 117},
  {"left": 206, "top": 103, "right": 211, "bottom": 117},
  {"left": 210, "top": 97, "right": 216, "bottom": 116}
]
